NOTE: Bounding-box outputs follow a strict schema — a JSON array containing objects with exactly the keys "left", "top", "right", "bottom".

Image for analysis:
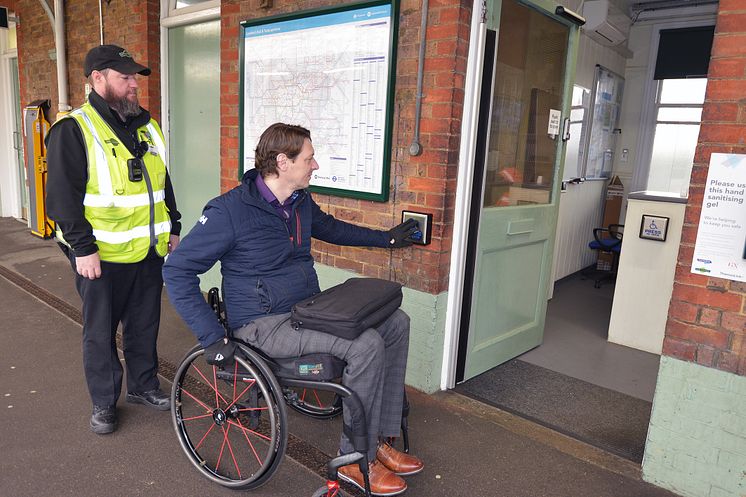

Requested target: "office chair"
[{"left": 588, "top": 223, "right": 624, "bottom": 288}]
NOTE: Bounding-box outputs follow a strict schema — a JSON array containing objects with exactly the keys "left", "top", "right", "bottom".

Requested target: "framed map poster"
[{"left": 239, "top": 0, "right": 399, "bottom": 201}]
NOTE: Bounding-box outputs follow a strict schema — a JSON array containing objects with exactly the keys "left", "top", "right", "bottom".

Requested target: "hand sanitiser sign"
[{"left": 691, "top": 153, "right": 746, "bottom": 282}]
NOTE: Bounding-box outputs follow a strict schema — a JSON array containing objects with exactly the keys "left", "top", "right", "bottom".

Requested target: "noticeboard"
[{"left": 239, "top": 0, "right": 399, "bottom": 202}]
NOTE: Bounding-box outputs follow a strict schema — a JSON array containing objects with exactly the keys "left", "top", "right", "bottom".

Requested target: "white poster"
[{"left": 691, "top": 153, "right": 746, "bottom": 282}]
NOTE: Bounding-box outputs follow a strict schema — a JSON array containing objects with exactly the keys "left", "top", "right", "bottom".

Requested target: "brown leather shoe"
[
  {"left": 377, "top": 442, "right": 424, "bottom": 476},
  {"left": 338, "top": 459, "right": 407, "bottom": 496}
]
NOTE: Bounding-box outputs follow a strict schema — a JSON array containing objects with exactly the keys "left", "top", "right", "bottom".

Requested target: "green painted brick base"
[{"left": 643, "top": 356, "right": 746, "bottom": 497}]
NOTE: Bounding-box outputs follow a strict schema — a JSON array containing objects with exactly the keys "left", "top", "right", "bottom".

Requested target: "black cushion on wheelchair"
[{"left": 270, "top": 353, "right": 346, "bottom": 382}]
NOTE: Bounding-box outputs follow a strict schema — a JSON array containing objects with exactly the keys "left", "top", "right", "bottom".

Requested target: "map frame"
[{"left": 238, "top": 0, "right": 400, "bottom": 202}]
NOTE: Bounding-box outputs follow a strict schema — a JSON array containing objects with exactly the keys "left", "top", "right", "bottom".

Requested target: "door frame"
[
  {"left": 0, "top": 28, "right": 23, "bottom": 219},
  {"left": 441, "top": 0, "right": 580, "bottom": 389}
]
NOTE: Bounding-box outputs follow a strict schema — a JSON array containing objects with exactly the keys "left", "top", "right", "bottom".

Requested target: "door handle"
[
  {"left": 12, "top": 131, "right": 21, "bottom": 151},
  {"left": 562, "top": 117, "right": 571, "bottom": 142},
  {"left": 507, "top": 219, "right": 535, "bottom": 236}
]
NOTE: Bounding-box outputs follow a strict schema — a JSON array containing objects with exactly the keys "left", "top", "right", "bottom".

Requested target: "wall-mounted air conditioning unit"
[{"left": 582, "top": 0, "right": 631, "bottom": 47}]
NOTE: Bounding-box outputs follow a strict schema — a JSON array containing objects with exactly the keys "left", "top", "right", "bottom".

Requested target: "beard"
[{"left": 102, "top": 86, "right": 141, "bottom": 118}]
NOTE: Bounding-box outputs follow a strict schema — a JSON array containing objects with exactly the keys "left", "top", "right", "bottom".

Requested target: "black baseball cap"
[{"left": 84, "top": 44, "right": 151, "bottom": 77}]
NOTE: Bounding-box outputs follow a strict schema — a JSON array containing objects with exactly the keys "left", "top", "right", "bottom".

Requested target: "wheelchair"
[{"left": 170, "top": 287, "right": 410, "bottom": 497}]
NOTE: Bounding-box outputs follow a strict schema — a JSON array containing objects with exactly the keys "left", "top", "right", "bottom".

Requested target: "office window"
[
  {"left": 646, "top": 78, "right": 706, "bottom": 195},
  {"left": 563, "top": 85, "right": 590, "bottom": 181}
]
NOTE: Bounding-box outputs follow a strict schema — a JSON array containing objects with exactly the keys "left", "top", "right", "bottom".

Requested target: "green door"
[
  {"left": 460, "top": 0, "right": 578, "bottom": 381},
  {"left": 168, "top": 20, "right": 221, "bottom": 230},
  {"left": 168, "top": 20, "right": 221, "bottom": 287}
]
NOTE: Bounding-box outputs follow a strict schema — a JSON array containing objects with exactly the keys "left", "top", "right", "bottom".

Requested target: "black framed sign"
[
  {"left": 640, "top": 214, "right": 669, "bottom": 242},
  {"left": 239, "top": 0, "right": 399, "bottom": 201}
]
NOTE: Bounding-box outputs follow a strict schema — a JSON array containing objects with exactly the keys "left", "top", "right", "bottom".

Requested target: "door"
[
  {"left": 10, "top": 56, "right": 27, "bottom": 219},
  {"left": 167, "top": 20, "right": 221, "bottom": 287},
  {"left": 458, "top": 0, "right": 578, "bottom": 381},
  {"left": 168, "top": 20, "right": 220, "bottom": 230}
]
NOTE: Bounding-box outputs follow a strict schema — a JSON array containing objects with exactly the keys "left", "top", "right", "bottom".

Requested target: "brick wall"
[
  {"left": 221, "top": 0, "right": 471, "bottom": 294},
  {"left": 12, "top": 0, "right": 160, "bottom": 122},
  {"left": 663, "top": 0, "right": 746, "bottom": 376}
]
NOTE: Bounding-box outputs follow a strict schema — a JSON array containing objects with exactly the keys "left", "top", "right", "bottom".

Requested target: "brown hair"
[{"left": 254, "top": 123, "right": 311, "bottom": 178}]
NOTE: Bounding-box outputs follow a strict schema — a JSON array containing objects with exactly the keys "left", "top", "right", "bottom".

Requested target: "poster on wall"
[
  {"left": 691, "top": 153, "right": 746, "bottom": 282},
  {"left": 239, "top": 0, "right": 398, "bottom": 202}
]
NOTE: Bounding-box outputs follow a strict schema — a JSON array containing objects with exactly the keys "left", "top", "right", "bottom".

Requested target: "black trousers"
[{"left": 69, "top": 251, "right": 164, "bottom": 407}]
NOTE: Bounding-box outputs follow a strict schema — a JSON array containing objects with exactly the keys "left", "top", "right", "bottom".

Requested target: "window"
[
  {"left": 646, "top": 78, "right": 706, "bottom": 195},
  {"left": 166, "top": 0, "right": 219, "bottom": 18},
  {"left": 563, "top": 85, "right": 590, "bottom": 181}
]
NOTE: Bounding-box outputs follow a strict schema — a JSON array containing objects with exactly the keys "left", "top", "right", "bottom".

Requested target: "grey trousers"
[{"left": 234, "top": 309, "right": 410, "bottom": 459}]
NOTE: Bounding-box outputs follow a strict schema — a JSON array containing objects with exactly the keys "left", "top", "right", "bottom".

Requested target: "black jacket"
[{"left": 45, "top": 90, "right": 181, "bottom": 257}]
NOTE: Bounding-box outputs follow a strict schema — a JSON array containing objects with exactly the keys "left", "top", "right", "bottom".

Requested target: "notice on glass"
[
  {"left": 691, "top": 153, "right": 746, "bottom": 282},
  {"left": 547, "top": 109, "right": 561, "bottom": 136},
  {"left": 241, "top": 4, "right": 394, "bottom": 199}
]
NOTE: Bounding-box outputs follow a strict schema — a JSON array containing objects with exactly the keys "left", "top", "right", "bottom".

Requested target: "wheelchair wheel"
[
  {"left": 284, "top": 385, "right": 343, "bottom": 419},
  {"left": 172, "top": 344, "right": 288, "bottom": 490}
]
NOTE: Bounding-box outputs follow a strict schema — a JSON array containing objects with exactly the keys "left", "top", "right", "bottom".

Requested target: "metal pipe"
[
  {"left": 54, "top": 0, "right": 71, "bottom": 114},
  {"left": 37, "top": 0, "right": 54, "bottom": 30},
  {"left": 98, "top": 0, "right": 104, "bottom": 44},
  {"left": 408, "top": 0, "right": 429, "bottom": 157}
]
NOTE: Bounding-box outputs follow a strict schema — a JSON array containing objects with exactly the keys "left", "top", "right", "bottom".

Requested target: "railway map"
[{"left": 242, "top": 5, "right": 393, "bottom": 195}]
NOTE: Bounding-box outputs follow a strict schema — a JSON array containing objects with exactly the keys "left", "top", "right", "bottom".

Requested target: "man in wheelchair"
[{"left": 163, "top": 123, "right": 423, "bottom": 496}]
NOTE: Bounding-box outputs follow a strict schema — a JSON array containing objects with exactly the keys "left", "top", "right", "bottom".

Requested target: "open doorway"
[{"left": 455, "top": 1, "right": 715, "bottom": 465}]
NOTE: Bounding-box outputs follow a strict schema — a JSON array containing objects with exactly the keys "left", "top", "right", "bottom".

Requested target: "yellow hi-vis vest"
[{"left": 55, "top": 102, "right": 171, "bottom": 263}]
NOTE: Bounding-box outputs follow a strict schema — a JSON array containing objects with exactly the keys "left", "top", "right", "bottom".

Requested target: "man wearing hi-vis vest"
[{"left": 46, "top": 45, "right": 181, "bottom": 435}]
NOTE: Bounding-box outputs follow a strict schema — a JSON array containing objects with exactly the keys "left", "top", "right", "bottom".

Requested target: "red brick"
[
  {"left": 718, "top": 13, "right": 746, "bottom": 34},
  {"left": 704, "top": 80, "right": 746, "bottom": 102},
  {"left": 662, "top": 336, "right": 698, "bottom": 361},
  {"left": 716, "top": 351, "right": 740, "bottom": 373},
  {"left": 698, "top": 123, "right": 745, "bottom": 143},
  {"left": 673, "top": 283, "right": 743, "bottom": 311},
  {"left": 702, "top": 101, "right": 740, "bottom": 121},
  {"left": 722, "top": 312, "right": 746, "bottom": 332},
  {"left": 730, "top": 280, "right": 746, "bottom": 294},
  {"left": 696, "top": 345, "right": 716, "bottom": 367},
  {"left": 669, "top": 300, "right": 699, "bottom": 323},
  {"left": 707, "top": 58, "right": 746, "bottom": 79},
  {"left": 711, "top": 34, "right": 746, "bottom": 58},
  {"left": 667, "top": 320, "right": 730, "bottom": 349},
  {"left": 698, "top": 307, "right": 722, "bottom": 327},
  {"left": 408, "top": 177, "right": 445, "bottom": 193}
]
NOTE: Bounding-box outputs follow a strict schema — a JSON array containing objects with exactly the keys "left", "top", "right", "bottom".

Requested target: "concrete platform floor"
[{"left": 0, "top": 217, "right": 679, "bottom": 497}]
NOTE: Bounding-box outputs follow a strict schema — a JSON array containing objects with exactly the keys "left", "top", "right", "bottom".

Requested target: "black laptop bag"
[{"left": 290, "top": 277, "right": 403, "bottom": 340}]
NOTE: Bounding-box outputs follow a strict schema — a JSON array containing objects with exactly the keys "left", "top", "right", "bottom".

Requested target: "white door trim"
[
  {"left": 0, "top": 36, "right": 22, "bottom": 219},
  {"left": 441, "top": 0, "right": 487, "bottom": 390}
]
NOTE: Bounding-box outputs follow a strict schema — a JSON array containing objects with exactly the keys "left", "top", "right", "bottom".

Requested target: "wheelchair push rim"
[{"left": 171, "top": 344, "right": 288, "bottom": 490}]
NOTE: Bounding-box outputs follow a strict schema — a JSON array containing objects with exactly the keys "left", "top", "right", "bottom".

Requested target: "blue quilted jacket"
[{"left": 162, "top": 168, "right": 390, "bottom": 347}]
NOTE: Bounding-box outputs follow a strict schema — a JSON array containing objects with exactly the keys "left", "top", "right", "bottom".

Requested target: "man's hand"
[
  {"left": 203, "top": 338, "right": 238, "bottom": 367},
  {"left": 75, "top": 253, "right": 102, "bottom": 280},
  {"left": 168, "top": 234, "right": 180, "bottom": 254},
  {"left": 387, "top": 218, "right": 419, "bottom": 248}
]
